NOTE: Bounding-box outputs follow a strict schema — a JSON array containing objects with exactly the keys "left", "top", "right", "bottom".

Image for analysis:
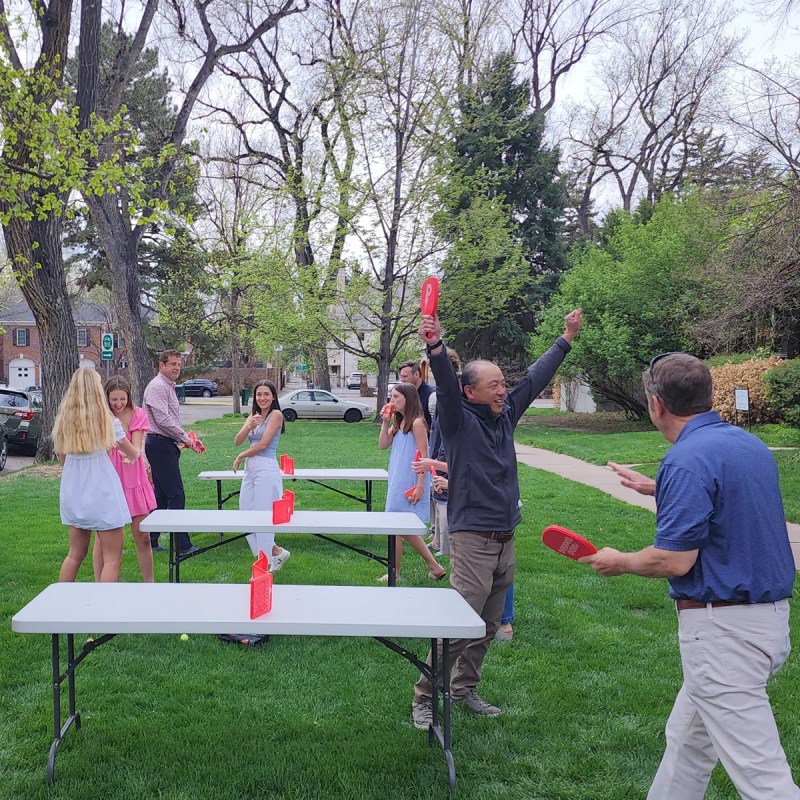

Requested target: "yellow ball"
[{"left": 180, "top": 634, "right": 189, "bottom": 642}]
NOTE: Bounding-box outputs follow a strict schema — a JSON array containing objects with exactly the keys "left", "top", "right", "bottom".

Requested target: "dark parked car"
[
  {"left": 0, "top": 388, "right": 43, "bottom": 453},
  {"left": 178, "top": 379, "right": 219, "bottom": 398}
]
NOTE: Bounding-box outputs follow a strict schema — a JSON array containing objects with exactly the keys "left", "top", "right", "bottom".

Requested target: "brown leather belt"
[
  {"left": 471, "top": 530, "right": 514, "bottom": 543},
  {"left": 675, "top": 599, "right": 748, "bottom": 611}
]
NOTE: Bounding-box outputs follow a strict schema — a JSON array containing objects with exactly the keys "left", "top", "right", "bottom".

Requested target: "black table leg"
[
  {"left": 374, "top": 636, "right": 458, "bottom": 791},
  {"left": 387, "top": 535, "right": 396, "bottom": 587},
  {"left": 216, "top": 480, "right": 223, "bottom": 510},
  {"left": 366, "top": 480, "right": 373, "bottom": 511},
  {"left": 46, "top": 633, "right": 116, "bottom": 784},
  {"left": 169, "top": 533, "right": 180, "bottom": 584},
  {"left": 428, "top": 637, "right": 455, "bottom": 791}
]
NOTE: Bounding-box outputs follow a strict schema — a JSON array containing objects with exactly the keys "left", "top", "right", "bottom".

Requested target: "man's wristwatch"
[{"left": 425, "top": 339, "right": 443, "bottom": 353}]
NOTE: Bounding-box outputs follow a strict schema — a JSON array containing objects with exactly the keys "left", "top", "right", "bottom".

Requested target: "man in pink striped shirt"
[{"left": 143, "top": 350, "right": 204, "bottom": 554}]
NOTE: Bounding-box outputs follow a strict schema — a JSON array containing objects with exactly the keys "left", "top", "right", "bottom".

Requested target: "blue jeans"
[{"left": 501, "top": 584, "right": 515, "bottom": 625}]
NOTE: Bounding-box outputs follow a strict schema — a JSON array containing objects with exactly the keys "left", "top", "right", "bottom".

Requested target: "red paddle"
[
  {"left": 541, "top": 525, "right": 598, "bottom": 560},
  {"left": 420, "top": 277, "right": 440, "bottom": 340}
]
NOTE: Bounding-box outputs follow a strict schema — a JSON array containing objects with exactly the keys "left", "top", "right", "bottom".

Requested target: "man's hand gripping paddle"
[
  {"left": 420, "top": 277, "right": 440, "bottom": 341},
  {"left": 541, "top": 525, "right": 597, "bottom": 560}
]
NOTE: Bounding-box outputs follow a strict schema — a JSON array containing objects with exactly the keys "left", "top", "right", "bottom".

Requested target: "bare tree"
[
  {"left": 505, "top": 0, "right": 633, "bottom": 114},
  {"left": 202, "top": 0, "right": 363, "bottom": 391},
  {"left": 339, "top": 0, "right": 452, "bottom": 408},
  {"left": 432, "top": 0, "right": 503, "bottom": 96},
  {"left": 195, "top": 136, "right": 276, "bottom": 412},
  {"left": 77, "top": 0, "right": 309, "bottom": 402},
  {"left": 695, "top": 58, "right": 800, "bottom": 356},
  {"left": 565, "top": 0, "right": 739, "bottom": 224}
]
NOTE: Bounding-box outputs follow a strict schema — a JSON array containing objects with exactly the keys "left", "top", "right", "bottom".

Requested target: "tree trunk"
[
  {"left": 4, "top": 213, "right": 77, "bottom": 462},
  {"left": 231, "top": 287, "right": 241, "bottom": 414},
  {"left": 311, "top": 345, "right": 331, "bottom": 391},
  {"left": 85, "top": 194, "right": 153, "bottom": 404}
]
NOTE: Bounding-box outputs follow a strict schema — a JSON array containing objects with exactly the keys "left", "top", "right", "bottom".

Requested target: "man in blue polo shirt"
[{"left": 582, "top": 353, "right": 798, "bottom": 800}]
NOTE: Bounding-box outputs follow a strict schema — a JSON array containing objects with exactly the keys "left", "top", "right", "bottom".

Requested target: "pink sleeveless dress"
[{"left": 108, "top": 407, "right": 157, "bottom": 518}]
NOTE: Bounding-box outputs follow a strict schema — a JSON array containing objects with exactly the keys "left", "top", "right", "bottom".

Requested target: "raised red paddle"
[{"left": 541, "top": 525, "right": 598, "bottom": 560}]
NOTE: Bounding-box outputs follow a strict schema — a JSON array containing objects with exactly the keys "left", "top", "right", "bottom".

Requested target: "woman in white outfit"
[{"left": 233, "top": 380, "right": 290, "bottom": 572}]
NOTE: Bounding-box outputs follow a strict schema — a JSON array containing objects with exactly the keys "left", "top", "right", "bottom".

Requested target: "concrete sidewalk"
[{"left": 515, "top": 442, "right": 800, "bottom": 570}]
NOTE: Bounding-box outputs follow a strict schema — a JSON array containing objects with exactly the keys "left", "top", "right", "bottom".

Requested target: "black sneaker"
[
  {"left": 218, "top": 633, "right": 269, "bottom": 647},
  {"left": 180, "top": 545, "right": 200, "bottom": 556},
  {"left": 151, "top": 544, "right": 166, "bottom": 552}
]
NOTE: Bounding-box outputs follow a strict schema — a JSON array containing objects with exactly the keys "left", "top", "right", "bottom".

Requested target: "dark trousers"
[{"left": 145, "top": 434, "right": 192, "bottom": 552}]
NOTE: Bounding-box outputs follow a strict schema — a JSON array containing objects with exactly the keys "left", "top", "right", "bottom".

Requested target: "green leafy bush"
[{"left": 765, "top": 359, "right": 800, "bottom": 427}]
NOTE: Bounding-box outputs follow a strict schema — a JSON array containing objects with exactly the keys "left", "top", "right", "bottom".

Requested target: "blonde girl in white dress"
[{"left": 55, "top": 368, "right": 139, "bottom": 583}]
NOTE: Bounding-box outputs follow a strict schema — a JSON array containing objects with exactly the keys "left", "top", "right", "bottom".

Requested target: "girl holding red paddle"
[{"left": 378, "top": 383, "right": 445, "bottom": 583}]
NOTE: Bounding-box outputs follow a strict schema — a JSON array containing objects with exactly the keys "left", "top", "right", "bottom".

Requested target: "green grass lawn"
[
  {"left": 2, "top": 418, "right": 799, "bottom": 799},
  {"left": 518, "top": 410, "right": 800, "bottom": 523}
]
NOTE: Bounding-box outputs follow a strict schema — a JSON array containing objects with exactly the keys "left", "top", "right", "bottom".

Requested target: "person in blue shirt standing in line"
[{"left": 582, "top": 352, "right": 799, "bottom": 800}]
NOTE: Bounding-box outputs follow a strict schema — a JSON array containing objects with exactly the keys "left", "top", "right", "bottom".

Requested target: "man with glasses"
[
  {"left": 410, "top": 308, "right": 582, "bottom": 729},
  {"left": 582, "top": 352, "right": 799, "bottom": 800}
]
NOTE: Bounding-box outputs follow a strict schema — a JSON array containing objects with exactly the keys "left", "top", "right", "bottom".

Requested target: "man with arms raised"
[
  {"left": 411, "top": 308, "right": 582, "bottom": 729},
  {"left": 582, "top": 353, "right": 799, "bottom": 800}
]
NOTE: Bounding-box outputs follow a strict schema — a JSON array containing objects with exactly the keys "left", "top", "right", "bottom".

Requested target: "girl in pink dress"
[{"left": 93, "top": 376, "right": 157, "bottom": 582}]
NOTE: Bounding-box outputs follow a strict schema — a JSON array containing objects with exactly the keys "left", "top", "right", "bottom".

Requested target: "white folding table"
[
  {"left": 140, "top": 509, "right": 426, "bottom": 586},
  {"left": 197, "top": 468, "right": 389, "bottom": 511},
  {"left": 13, "top": 582, "right": 485, "bottom": 791}
]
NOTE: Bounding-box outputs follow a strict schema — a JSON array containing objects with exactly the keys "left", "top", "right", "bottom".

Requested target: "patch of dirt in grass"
[
  {"left": 519, "top": 412, "right": 655, "bottom": 434},
  {"left": 10, "top": 464, "right": 62, "bottom": 479}
]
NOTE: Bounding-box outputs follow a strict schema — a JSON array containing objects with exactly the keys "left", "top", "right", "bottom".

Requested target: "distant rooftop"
[{"left": 0, "top": 296, "right": 154, "bottom": 325}]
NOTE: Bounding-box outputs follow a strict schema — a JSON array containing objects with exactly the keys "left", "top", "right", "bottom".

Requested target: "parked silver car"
[
  {"left": 279, "top": 389, "right": 373, "bottom": 423},
  {"left": 0, "top": 388, "right": 43, "bottom": 452}
]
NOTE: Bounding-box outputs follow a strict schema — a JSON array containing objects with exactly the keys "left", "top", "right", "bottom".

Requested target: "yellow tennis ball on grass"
[{"left": 180, "top": 634, "right": 189, "bottom": 641}]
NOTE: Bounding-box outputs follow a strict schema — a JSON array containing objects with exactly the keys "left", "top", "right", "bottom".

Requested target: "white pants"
[
  {"left": 239, "top": 458, "right": 283, "bottom": 560},
  {"left": 648, "top": 600, "right": 800, "bottom": 800}
]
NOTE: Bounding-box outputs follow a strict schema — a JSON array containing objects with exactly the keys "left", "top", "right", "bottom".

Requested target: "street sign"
[
  {"left": 297, "top": 363, "right": 309, "bottom": 372},
  {"left": 274, "top": 345, "right": 283, "bottom": 352},
  {"left": 101, "top": 332, "right": 114, "bottom": 361}
]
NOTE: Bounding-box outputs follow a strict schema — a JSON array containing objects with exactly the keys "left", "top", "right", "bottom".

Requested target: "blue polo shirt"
[{"left": 654, "top": 411, "right": 795, "bottom": 603}]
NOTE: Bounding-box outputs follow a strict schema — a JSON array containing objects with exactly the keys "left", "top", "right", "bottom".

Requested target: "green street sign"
[
  {"left": 296, "top": 363, "right": 309, "bottom": 372},
  {"left": 101, "top": 332, "right": 114, "bottom": 361}
]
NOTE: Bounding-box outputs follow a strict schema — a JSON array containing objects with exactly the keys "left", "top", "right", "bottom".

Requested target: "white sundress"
[{"left": 60, "top": 417, "right": 133, "bottom": 531}]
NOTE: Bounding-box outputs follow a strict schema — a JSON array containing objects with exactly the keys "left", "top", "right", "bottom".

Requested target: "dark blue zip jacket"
[{"left": 430, "top": 338, "right": 570, "bottom": 533}]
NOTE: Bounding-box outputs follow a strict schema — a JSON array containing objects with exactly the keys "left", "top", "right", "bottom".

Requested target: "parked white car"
[
  {"left": 347, "top": 371, "right": 366, "bottom": 389},
  {"left": 279, "top": 389, "right": 373, "bottom": 423}
]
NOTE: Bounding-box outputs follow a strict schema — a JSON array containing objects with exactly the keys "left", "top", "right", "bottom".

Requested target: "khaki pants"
[
  {"left": 433, "top": 502, "right": 450, "bottom": 555},
  {"left": 414, "top": 530, "right": 515, "bottom": 702},
  {"left": 648, "top": 600, "right": 800, "bottom": 800}
]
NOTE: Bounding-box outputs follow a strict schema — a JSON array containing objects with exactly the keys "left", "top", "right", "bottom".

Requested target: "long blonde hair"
[{"left": 53, "top": 368, "right": 117, "bottom": 454}]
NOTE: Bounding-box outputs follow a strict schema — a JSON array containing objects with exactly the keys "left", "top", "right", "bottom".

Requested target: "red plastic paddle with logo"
[
  {"left": 541, "top": 525, "right": 598, "bottom": 560},
  {"left": 420, "top": 277, "right": 440, "bottom": 340},
  {"left": 249, "top": 550, "right": 273, "bottom": 618}
]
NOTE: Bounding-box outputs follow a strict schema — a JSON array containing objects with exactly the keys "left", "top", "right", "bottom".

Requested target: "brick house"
[{"left": 0, "top": 297, "right": 127, "bottom": 388}]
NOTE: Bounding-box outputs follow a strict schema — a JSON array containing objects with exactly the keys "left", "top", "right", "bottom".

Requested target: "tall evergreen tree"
[{"left": 435, "top": 52, "right": 566, "bottom": 365}]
